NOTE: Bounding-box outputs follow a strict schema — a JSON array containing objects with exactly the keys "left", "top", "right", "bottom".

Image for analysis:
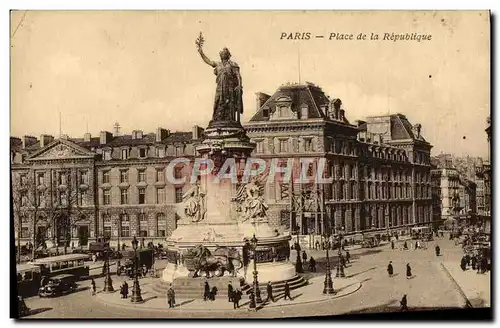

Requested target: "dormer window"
[
  {"left": 262, "top": 108, "right": 269, "bottom": 118},
  {"left": 121, "top": 148, "right": 129, "bottom": 160},
  {"left": 104, "top": 150, "right": 112, "bottom": 161},
  {"left": 271, "top": 96, "right": 294, "bottom": 120},
  {"left": 300, "top": 104, "right": 309, "bottom": 119},
  {"left": 175, "top": 145, "right": 184, "bottom": 157},
  {"left": 155, "top": 147, "right": 165, "bottom": 158},
  {"left": 139, "top": 148, "right": 147, "bottom": 158}
]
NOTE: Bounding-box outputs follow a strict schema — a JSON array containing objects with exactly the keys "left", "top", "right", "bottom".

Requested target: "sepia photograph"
[{"left": 9, "top": 10, "right": 491, "bottom": 320}]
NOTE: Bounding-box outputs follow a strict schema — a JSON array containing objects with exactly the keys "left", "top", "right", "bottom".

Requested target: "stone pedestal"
[{"left": 162, "top": 120, "right": 299, "bottom": 287}]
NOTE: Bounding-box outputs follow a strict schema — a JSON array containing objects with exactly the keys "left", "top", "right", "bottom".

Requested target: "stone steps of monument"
[{"left": 150, "top": 274, "right": 307, "bottom": 299}]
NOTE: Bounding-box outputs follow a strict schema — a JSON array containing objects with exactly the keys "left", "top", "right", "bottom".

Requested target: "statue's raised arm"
[{"left": 195, "top": 32, "right": 216, "bottom": 68}]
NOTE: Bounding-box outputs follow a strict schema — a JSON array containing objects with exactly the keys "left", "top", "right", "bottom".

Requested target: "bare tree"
[
  {"left": 45, "top": 169, "right": 89, "bottom": 255},
  {"left": 12, "top": 168, "right": 91, "bottom": 261},
  {"left": 11, "top": 171, "right": 54, "bottom": 261}
]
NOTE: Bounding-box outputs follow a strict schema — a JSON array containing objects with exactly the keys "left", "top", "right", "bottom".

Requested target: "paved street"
[{"left": 21, "top": 235, "right": 485, "bottom": 318}]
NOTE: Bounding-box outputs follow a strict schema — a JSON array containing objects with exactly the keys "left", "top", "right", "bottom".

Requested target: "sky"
[{"left": 10, "top": 10, "right": 490, "bottom": 158}]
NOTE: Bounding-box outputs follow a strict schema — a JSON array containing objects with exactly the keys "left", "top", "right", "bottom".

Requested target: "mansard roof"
[
  {"left": 249, "top": 82, "right": 329, "bottom": 122},
  {"left": 390, "top": 114, "right": 426, "bottom": 142}
]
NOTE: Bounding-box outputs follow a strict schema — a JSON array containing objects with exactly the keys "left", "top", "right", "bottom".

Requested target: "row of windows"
[
  {"left": 102, "top": 187, "right": 183, "bottom": 205},
  {"left": 102, "top": 167, "right": 183, "bottom": 184},
  {"left": 19, "top": 189, "right": 90, "bottom": 207},
  {"left": 254, "top": 137, "right": 315, "bottom": 154},
  {"left": 21, "top": 170, "right": 90, "bottom": 187},
  {"left": 102, "top": 213, "right": 169, "bottom": 237},
  {"left": 102, "top": 145, "right": 187, "bottom": 161}
]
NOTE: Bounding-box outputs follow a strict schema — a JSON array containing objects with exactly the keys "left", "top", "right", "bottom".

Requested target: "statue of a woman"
[{"left": 196, "top": 32, "right": 243, "bottom": 123}]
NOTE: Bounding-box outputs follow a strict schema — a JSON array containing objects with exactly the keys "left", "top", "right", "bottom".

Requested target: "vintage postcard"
[{"left": 10, "top": 10, "right": 491, "bottom": 319}]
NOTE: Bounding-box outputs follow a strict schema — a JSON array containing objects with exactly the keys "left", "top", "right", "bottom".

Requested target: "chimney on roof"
[
  {"left": 100, "top": 131, "right": 113, "bottom": 145},
  {"left": 156, "top": 128, "right": 170, "bottom": 142},
  {"left": 40, "top": 134, "right": 54, "bottom": 148},
  {"left": 192, "top": 125, "right": 205, "bottom": 140},
  {"left": 84, "top": 132, "right": 91, "bottom": 142},
  {"left": 132, "top": 130, "right": 143, "bottom": 140},
  {"left": 21, "top": 136, "right": 37, "bottom": 149}
]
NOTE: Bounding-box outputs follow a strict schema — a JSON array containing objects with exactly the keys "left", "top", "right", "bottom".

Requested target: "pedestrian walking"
[
  {"left": 90, "top": 278, "right": 96, "bottom": 296},
  {"left": 167, "top": 284, "right": 176, "bottom": 308},
  {"left": 315, "top": 240, "right": 320, "bottom": 250},
  {"left": 403, "top": 241, "right": 408, "bottom": 250},
  {"left": 391, "top": 240, "right": 395, "bottom": 250},
  {"left": 435, "top": 245, "right": 440, "bottom": 257},
  {"left": 233, "top": 288, "right": 242, "bottom": 309},
  {"left": 406, "top": 263, "right": 412, "bottom": 279},
  {"left": 471, "top": 256, "right": 477, "bottom": 270},
  {"left": 302, "top": 250, "right": 307, "bottom": 263},
  {"left": 227, "top": 281, "right": 234, "bottom": 302},
  {"left": 387, "top": 261, "right": 394, "bottom": 277},
  {"left": 346, "top": 251, "right": 351, "bottom": 264},
  {"left": 400, "top": 294, "right": 409, "bottom": 311},
  {"left": 123, "top": 281, "right": 129, "bottom": 299},
  {"left": 283, "top": 281, "right": 291, "bottom": 300},
  {"left": 415, "top": 240, "right": 419, "bottom": 250},
  {"left": 266, "top": 281, "right": 275, "bottom": 302},
  {"left": 210, "top": 286, "right": 218, "bottom": 301},
  {"left": 203, "top": 281, "right": 210, "bottom": 301},
  {"left": 142, "top": 264, "right": 148, "bottom": 277},
  {"left": 309, "top": 257, "right": 316, "bottom": 272}
]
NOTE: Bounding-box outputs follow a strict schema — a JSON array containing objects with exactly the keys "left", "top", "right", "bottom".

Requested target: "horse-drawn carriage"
[{"left": 183, "top": 245, "right": 243, "bottom": 278}]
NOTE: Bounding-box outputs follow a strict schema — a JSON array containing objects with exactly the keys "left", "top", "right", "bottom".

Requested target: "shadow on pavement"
[
  {"left": 175, "top": 299, "right": 195, "bottom": 307},
  {"left": 24, "top": 307, "right": 53, "bottom": 317},
  {"left": 346, "top": 267, "right": 376, "bottom": 278}
]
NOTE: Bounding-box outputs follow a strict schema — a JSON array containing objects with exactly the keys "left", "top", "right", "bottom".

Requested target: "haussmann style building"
[{"left": 11, "top": 82, "right": 435, "bottom": 250}]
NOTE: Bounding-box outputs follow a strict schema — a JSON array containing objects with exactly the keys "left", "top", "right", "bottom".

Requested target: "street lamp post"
[
  {"left": 251, "top": 234, "right": 262, "bottom": 304},
  {"left": 103, "top": 248, "right": 114, "bottom": 293},
  {"left": 336, "top": 226, "right": 346, "bottom": 278},
  {"left": 130, "top": 236, "right": 143, "bottom": 303},
  {"left": 323, "top": 234, "right": 334, "bottom": 294},
  {"left": 295, "top": 229, "right": 303, "bottom": 273}
]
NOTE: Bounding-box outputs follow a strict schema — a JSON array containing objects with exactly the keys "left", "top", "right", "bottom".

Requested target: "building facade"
[
  {"left": 12, "top": 82, "right": 435, "bottom": 249},
  {"left": 11, "top": 127, "right": 202, "bottom": 248},
  {"left": 244, "top": 82, "right": 433, "bottom": 244}
]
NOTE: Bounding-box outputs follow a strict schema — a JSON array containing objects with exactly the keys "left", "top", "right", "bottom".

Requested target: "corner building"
[{"left": 244, "top": 83, "right": 433, "bottom": 244}]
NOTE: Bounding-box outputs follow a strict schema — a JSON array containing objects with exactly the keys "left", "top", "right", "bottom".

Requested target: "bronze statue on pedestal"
[{"left": 196, "top": 32, "right": 243, "bottom": 123}]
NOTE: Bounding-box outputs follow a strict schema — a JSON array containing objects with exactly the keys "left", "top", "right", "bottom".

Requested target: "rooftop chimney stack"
[
  {"left": 84, "top": 132, "right": 91, "bottom": 142},
  {"left": 100, "top": 131, "right": 113, "bottom": 145},
  {"left": 192, "top": 125, "right": 205, "bottom": 140},
  {"left": 156, "top": 128, "right": 170, "bottom": 142},
  {"left": 40, "top": 134, "right": 54, "bottom": 148},
  {"left": 21, "top": 136, "right": 37, "bottom": 149}
]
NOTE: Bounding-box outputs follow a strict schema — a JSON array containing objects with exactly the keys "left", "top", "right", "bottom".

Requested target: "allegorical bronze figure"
[{"left": 196, "top": 32, "right": 243, "bottom": 122}]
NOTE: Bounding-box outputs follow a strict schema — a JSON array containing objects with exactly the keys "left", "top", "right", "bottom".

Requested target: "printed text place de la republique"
[{"left": 281, "top": 32, "right": 432, "bottom": 42}]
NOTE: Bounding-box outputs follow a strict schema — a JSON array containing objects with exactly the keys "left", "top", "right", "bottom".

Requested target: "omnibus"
[
  {"left": 30, "top": 254, "right": 90, "bottom": 280},
  {"left": 16, "top": 263, "right": 41, "bottom": 297}
]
